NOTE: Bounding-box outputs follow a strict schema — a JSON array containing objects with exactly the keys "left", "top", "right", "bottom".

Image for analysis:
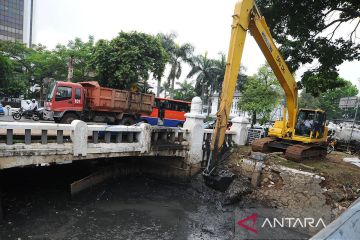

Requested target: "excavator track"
[
  {"left": 285, "top": 144, "right": 327, "bottom": 162},
  {"left": 251, "top": 137, "right": 276, "bottom": 152},
  {"left": 252, "top": 138, "right": 327, "bottom": 162}
]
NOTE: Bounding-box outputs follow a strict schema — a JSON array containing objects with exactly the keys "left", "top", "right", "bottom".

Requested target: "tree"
[
  {"left": 0, "top": 55, "right": 13, "bottom": 88},
  {"left": 257, "top": 0, "right": 360, "bottom": 96},
  {"left": 0, "top": 41, "right": 32, "bottom": 76},
  {"left": 213, "top": 52, "right": 248, "bottom": 94},
  {"left": 188, "top": 52, "right": 216, "bottom": 98},
  {"left": 0, "top": 41, "right": 69, "bottom": 98},
  {"left": 93, "top": 31, "right": 168, "bottom": 91},
  {"left": 160, "top": 81, "right": 171, "bottom": 98},
  {"left": 238, "top": 64, "right": 282, "bottom": 125},
  {"left": 28, "top": 44, "right": 67, "bottom": 83},
  {"left": 299, "top": 78, "right": 358, "bottom": 120},
  {"left": 54, "top": 36, "right": 96, "bottom": 82},
  {"left": 187, "top": 52, "right": 219, "bottom": 116},
  {"left": 173, "top": 80, "right": 196, "bottom": 101},
  {"left": 157, "top": 33, "right": 194, "bottom": 98}
]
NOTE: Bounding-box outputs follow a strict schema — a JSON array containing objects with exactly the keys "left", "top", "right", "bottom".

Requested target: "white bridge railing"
[
  {"left": 0, "top": 121, "right": 187, "bottom": 158},
  {"left": 0, "top": 97, "right": 250, "bottom": 170}
]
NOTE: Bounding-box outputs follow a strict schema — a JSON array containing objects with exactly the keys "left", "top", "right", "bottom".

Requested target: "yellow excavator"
[{"left": 206, "top": 0, "right": 328, "bottom": 176}]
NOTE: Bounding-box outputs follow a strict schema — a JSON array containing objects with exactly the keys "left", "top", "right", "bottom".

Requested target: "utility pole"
[
  {"left": 67, "top": 56, "right": 74, "bottom": 82},
  {"left": 347, "top": 97, "right": 359, "bottom": 152}
]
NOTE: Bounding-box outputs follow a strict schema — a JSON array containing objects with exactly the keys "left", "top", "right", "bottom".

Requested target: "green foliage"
[
  {"left": 0, "top": 41, "right": 32, "bottom": 75},
  {"left": 55, "top": 36, "right": 95, "bottom": 82},
  {"left": 188, "top": 52, "right": 216, "bottom": 100},
  {"left": 157, "top": 33, "right": 194, "bottom": 98},
  {"left": 160, "top": 81, "right": 171, "bottom": 98},
  {"left": 301, "top": 71, "right": 346, "bottom": 97},
  {"left": 210, "top": 52, "right": 248, "bottom": 96},
  {"left": 299, "top": 78, "right": 358, "bottom": 120},
  {"left": 0, "top": 55, "right": 13, "bottom": 88},
  {"left": 93, "top": 31, "right": 168, "bottom": 91},
  {"left": 0, "top": 41, "right": 66, "bottom": 93},
  {"left": 27, "top": 44, "right": 67, "bottom": 83},
  {"left": 173, "top": 80, "right": 196, "bottom": 101},
  {"left": 257, "top": 0, "right": 360, "bottom": 96},
  {"left": 238, "top": 64, "right": 281, "bottom": 125},
  {"left": 298, "top": 91, "right": 321, "bottom": 110},
  {"left": 0, "top": 78, "right": 27, "bottom": 98}
]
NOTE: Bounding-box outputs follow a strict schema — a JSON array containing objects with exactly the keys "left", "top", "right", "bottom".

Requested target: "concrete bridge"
[
  {"left": 1, "top": 97, "right": 360, "bottom": 236},
  {"left": 0, "top": 97, "right": 249, "bottom": 178}
]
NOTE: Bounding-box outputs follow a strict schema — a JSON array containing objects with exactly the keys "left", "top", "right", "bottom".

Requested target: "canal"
[{"left": 0, "top": 162, "right": 247, "bottom": 240}]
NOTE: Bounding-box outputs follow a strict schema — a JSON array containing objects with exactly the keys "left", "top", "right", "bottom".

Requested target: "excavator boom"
[
  {"left": 206, "top": 0, "right": 327, "bottom": 173},
  {"left": 210, "top": 0, "right": 297, "bottom": 153}
]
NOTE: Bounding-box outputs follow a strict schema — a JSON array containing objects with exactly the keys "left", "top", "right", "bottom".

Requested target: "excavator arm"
[{"left": 207, "top": 0, "right": 298, "bottom": 173}]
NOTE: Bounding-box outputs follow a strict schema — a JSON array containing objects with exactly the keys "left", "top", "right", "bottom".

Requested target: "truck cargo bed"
[{"left": 79, "top": 81, "right": 154, "bottom": 115}]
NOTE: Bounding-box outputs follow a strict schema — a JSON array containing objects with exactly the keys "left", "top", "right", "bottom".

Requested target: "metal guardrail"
[
  {"left": 201, "top": 129, "right": 237, "bottom": 167},
  {"left": 247, "top": 128, "right": 264, "bottom": 145},
  {"left": 311, "top": 198, "right": 360, "bottom": 240}
]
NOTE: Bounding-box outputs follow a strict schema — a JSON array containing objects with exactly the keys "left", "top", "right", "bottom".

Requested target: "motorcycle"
[{"left": 12, "top": 107, "right": 43, "bottom": 121}]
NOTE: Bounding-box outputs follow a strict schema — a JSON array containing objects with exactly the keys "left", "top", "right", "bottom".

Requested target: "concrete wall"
[{"left": 237, "top": 156, "right": 333, "bottom": 234}]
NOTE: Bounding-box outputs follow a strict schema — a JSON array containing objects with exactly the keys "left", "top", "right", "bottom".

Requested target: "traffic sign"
[{"left": 339, "top": 97, "right": 358, "bottom": 109}]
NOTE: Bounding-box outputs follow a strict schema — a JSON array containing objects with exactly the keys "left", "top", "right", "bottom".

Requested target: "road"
[
  {"left": 0, "top": 115, "right": 69, "bottom": 136},
  {"left": 0, "top": 115, "right": 52, "bottom": 123}
]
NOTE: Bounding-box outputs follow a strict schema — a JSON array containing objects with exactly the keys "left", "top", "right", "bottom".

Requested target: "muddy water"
[{"left": 0, "top": 164, "right": 238, "bottom": 240}]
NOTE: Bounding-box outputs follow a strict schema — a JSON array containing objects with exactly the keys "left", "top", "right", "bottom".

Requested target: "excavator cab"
[{"left": 295, "top": 109, "right": 326, "bottom": 139}]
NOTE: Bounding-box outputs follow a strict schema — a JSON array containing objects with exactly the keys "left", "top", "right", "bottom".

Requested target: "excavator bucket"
[{"left": 203, "top": 146, "right": 235, "bottom": 192}]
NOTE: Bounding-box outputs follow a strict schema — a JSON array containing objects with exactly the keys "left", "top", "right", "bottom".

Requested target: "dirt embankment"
[{"left": 227, "top": 146, "right": 360, "bottom": 217}]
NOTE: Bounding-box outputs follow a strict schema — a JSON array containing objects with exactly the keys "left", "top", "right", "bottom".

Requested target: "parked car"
[
  {"left": 204, "top": 120, "right": 232, "bottom": 129},
  {"left": 0, "top": 104, "right": 4, "bottom": 115},
  {"left": 204, "top": 120, "right": 216, "bottom": 129}
]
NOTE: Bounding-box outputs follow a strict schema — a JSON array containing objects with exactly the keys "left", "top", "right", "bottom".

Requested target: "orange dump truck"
[{"left": 44, "top": 81, "right": 154, "bottom": 125}]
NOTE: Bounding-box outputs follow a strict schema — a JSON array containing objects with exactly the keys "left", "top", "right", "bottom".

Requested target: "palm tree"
[
  {"left": 213, "top": 52, "right": 248, "bottom": 94},
  {"left": 212, "top": 53, "right": 227, "bottom": 93},
  {"left": 157, "top": 33, "right": 194, "bottom": 98},
  {"left": 187, "top": 52, "right": 218, "bottom": 116},
  {"left": 173, "top": 79, "right": 196, "bottom": 101},
  {"left": 160, "top": 81, "right": 171, "bottom": 98},
  {"left": 188, "top": 52, "right": 248, "bottom": 116}
]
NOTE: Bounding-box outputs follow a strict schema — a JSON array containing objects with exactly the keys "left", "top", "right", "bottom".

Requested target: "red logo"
[{"left": 237, "top": 213, "right": 258, "bottom": 234}]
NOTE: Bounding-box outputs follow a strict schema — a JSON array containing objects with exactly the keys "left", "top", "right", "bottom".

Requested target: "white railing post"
[
  {"left": 183, "top": 97, "right": 205, "bottom": 165},
  {"left": 71, "top": 120, "right": 88, "bottom": 156},
  {"left": 138, "top": 123, "right": 152, "bottom": 153},
  {"left": 230, "top": 116, "right": 250, "bottom": 145}
]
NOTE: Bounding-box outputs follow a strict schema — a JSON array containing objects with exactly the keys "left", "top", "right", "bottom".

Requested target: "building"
[
  {"left": 0, "top": 0, "right": 34, "bottom": 46},
  {"left": 208, "top": 91, "right": 249, "bottom": 118},
  {"left": 208, "top": 91, "right": 283, "bottom": 122}
]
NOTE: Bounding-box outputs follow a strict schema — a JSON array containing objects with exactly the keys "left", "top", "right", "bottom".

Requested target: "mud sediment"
[{"left": 0, "top": 161, "right": 251, "bottom": 240}]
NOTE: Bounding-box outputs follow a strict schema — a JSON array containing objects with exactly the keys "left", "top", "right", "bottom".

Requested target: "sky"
[{"left": 32, "top": 0, "right": 360, "bottom": 90}]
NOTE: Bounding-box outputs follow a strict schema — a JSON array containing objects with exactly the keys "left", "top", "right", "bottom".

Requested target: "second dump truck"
[{"left": 45, "top": 81, "right": 154, "bottom": 125}]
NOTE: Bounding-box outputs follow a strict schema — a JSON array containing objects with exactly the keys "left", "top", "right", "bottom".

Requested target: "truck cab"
[{"left": 45, "top": 81, "right": 85, "bottom": 123}]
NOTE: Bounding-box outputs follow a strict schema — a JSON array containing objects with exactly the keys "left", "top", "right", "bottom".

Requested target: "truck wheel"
[
  {"left": 121, "top": 117, "right": 135, "bottom": 126},
  {"left": 60, "top": 113, "right": 79, "bottom": 124}
]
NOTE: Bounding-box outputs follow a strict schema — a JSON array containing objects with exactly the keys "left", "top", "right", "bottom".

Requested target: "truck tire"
[
  {"left": 60, "top": 113, "right": 79, "bottom": 124},
  {"left": 121, "top": 116, "right": 135, "bottom": 126}
]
